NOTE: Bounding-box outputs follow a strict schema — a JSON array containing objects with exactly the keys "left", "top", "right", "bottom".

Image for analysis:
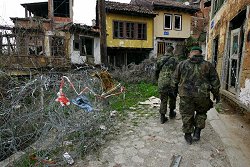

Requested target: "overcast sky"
[{"left": 0, "top": 0, "right": 131, "bottom": 26}]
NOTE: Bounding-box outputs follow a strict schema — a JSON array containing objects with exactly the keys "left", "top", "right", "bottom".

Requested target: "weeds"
[{"left": 109, "top": 82, "right": 158, "bottom": 112}]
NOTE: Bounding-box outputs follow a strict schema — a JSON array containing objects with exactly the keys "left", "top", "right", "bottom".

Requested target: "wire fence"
[{"left": 0, "top": 68, "right": 122, "bottom": 166}]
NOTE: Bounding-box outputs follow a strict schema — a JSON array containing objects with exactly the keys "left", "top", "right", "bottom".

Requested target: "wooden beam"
[
  {"left": 25, "top": 6, "right": 28, "bottom": 18},
  {"left": 98, "top": 0, "right": 108, "bottom": 65},
  {"left": 7, "top": 36, "right": 10, "bottom": 55},
  {"left": 0, "top": 25, "right": 13, "bottom": 30},
  {"left": 0, "top": 32, "right": 2, "bottom": 54}
]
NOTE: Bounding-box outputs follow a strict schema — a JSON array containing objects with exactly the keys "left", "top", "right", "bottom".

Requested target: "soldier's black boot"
[
  {"left": 193, "top": 127, "right": 201, "bottom": 141},
  {"left": 169, "top": 109, "right": 176, "bottom": 119},
  {"left": 160, "top": 114, "right": 168, "bottom": 124},
  {"left": 184, "top": 133, "right": 192, "bottom": 145}
]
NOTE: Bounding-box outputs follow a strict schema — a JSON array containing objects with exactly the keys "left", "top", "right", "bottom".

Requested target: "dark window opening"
[
  {"left": 54, "top": 0, "right": 70, "bottom": 17},
  {"left": 28, "top": 36, "right": 44, "bottom": 55},
  {"left": 74, "top": 40, "right": 80, "bottom": 50},
  {"left": 174, "top": 15, "right": 182, "bottom": 30},
  {"left": 81, "top": 37, "right": 93, "bottom": 56},
  {"left": 164, "top": 14, "right": 172, "bottom": 29},
  {"left": 52, "top": 36, "right": 65, "bottom": 57},
  {"left": 212, "top": 37, "right": 219, "bottom": 68}
]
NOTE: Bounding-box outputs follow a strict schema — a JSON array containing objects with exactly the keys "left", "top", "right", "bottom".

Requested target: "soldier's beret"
[{"left": 191, "top": 46, "right": 202, "bottom": 53}]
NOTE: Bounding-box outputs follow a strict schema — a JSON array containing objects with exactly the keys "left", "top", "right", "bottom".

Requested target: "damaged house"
[
  {"left": 131, "top": 0, "right": 199, "bottom": 57},
  {"left": 70, "top": 24, "right": 100, "bottom": 65},
  {"left": 206, "top": 0, "right": 250, "bottom": 110},
  {"left": 97, "top": 1, "right": 156, "bottom": 67},
  {"left": 0, "top": 0, "right": 100, "bottom": 75}
]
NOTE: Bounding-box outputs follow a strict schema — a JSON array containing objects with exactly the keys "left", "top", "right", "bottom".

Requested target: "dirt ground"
[{"left": 73, "top": 99, "right": 233, "bottom": 167}]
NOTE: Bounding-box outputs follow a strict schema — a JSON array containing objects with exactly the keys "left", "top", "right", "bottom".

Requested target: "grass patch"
[{"left": 109, "top": 82, "right": 158, "bottom": 111}]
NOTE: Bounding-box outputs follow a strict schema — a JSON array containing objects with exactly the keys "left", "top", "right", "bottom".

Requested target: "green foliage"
[
  {"left": 13, "top": 154, "right": 36, "bottom": 167},
  {"left": 109, "top": 82, "right": 158, "bottom": 111}
]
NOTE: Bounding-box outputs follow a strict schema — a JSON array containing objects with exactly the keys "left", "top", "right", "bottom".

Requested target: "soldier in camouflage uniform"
[
  {"left": 155, "top": 46, "right": 179, "bottom": 124},
  {"left": 172, "top": 46, "right": 220, "bottom": 144}
]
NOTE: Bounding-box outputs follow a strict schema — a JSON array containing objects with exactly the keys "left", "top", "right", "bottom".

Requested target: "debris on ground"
[
  {"left": 63, "top": 152, "right": 74, "bottom": 165},
  {"left": 0, "top": 69, "right": 125, "bottom": 166},
  {"left": 139, "top": 96, "right": 161, "bottom": 108},
  {"left": 170, "top": 155, "right": 182, "bottom": 167},
  {"left": 239, "top": 79, "right": 250, "bottom": 107},
  {"left": 110, "top": 110, "right": 118, "bottom": 118}
]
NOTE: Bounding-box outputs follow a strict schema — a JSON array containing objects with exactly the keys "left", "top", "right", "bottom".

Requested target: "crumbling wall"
[
  {"left": 207, "top": 0, "right": 250, "bottom": 88},
  {"left": 239, "top": 79, "right": 250, "bottom": 107},
  {"left": 241, "top": 12, "right": 250, "bottom": 85}
]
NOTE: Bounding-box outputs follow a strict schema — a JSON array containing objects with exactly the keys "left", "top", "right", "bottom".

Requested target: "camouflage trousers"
[
  {"left": 179, "top": 96, "right": 213, "bottom": 133},
  {"left": 159, "top": 92, "right": 176, "bottom": 115}
]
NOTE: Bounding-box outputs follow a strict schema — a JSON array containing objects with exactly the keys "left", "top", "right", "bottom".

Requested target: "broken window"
[
  {"left": 74, "top": 40, "right": 80, "bottom": 50},
  {"left": 27, "top": 36, "right": 44, "bottom": 55},
  {"left": 226, "top": 9, "right": 246, "bottom": 93},
  {"left": 113, "top": 21, "right": 147, "bottom": 40},
  {"left": 51, "top": 36, "right": 65, "bottom": 57},
  {"left": 164, "top": 14, "right": 172, "bottom": 30},
  {"left": 228, "top": 28, "right": 242, "bottom": 93},
  {"left": 80, "top": 37, "right": 93, "bottom": 56},
  {"left": 174, "top": 15, "right": 182, "bottom": 30},
  {"left": 1, "top": 33, "right": 17, "bottom": 55},
  {"left": 53, "top": 0, "right": 70, "bottom": 17}
]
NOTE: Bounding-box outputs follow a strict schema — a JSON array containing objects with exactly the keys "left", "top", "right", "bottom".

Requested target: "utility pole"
[{"left": 98, "top": 0, "right": 108, "bottom": 65}]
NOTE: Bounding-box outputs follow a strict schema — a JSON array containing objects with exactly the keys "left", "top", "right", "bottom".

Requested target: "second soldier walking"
[{"left": 155, "top": 45, "right": 179, "bottom": 124}]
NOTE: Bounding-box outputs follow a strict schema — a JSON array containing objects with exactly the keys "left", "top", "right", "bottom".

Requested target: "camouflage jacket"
[
  {"left": 172, "top": 55, "right": 220, "bottom": 97},
  {"left": 155, "top": 53, "right": 179, "bottom": 93}
]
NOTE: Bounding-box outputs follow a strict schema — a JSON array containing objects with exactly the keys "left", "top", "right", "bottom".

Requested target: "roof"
[
  {"left": 10, "top": 17, "right": 51, "bottom": 23},
  {"left": 21, "top": 2, "right": 48, "bottom": 18},
  {"left": 131, "top": 0, "right": 200, "bottom": 14},
  {"left": 69, "top": 24, "right": 100, "bottom": 36},
  {"left": 105, "top": 1, "right": 156, "bottom": 17}
]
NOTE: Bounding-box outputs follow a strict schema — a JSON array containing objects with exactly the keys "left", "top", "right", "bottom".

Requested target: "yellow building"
[
  {"left": 206, "top": 0, "right": 250, "bottom": 111},
  {"left": 131, "top": 0, "right": 199, "bottom": 57},
  {"left": 104, "top": 1, "right": 156, "bottom": 66}
]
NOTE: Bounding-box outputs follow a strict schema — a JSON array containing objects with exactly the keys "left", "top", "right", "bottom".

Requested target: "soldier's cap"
[{"left": 191, "top": 46, "right": 202, "bottom": 53}]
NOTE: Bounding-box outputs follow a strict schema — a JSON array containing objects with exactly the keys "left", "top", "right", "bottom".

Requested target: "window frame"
[
  {"left": 79, "top": 36, "right": 94, "bottom": 57},
  {"left": 113, "top": 20, "right": 147, "bottom": 40},
  {"left": 137, "top": 23, "right": 147, "bottom": 40},
  {"left": 213, "top": 0, "right": 225, "bottom": 16},
  {"left": 174, "top": 14, "right": 182, "bottom": 31},
  {"left": 164, "top": 14, "right": 172, "bottom": 30}
]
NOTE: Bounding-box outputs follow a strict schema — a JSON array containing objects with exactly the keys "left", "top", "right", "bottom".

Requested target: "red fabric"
[{"left": 55, "top": 91, "right": 70, "bottom": 106}]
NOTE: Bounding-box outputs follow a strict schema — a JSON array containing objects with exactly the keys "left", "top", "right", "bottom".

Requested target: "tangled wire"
[{"left": 0, "top": 69, "right": 123, "bottom": 166}]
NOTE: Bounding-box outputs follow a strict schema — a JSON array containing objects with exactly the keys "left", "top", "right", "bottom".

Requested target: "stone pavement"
[
  {"left": 208, "top": 109, "right": 250, "bottom": 167},
  {"left": 74, "top": 103, "right": 231, "bottom": 167}
]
